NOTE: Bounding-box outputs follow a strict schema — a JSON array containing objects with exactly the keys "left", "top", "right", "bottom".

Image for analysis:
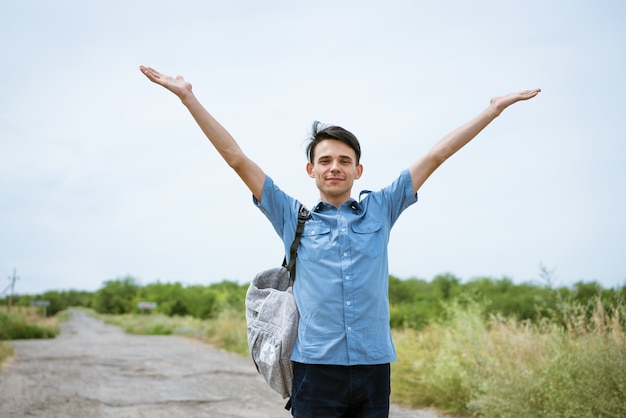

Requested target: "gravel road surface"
[{"left": 0, "top": 310, "right": 444, "bottom": 417}]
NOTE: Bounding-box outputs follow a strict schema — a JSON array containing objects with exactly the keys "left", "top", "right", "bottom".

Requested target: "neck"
[{"left": 320, "top": 193, "right": 352, "bottom": 208}]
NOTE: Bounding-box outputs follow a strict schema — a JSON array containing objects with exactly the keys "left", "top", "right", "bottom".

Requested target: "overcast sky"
[{"left": 1, "top": 0, "right": 624, "bottom": 295}]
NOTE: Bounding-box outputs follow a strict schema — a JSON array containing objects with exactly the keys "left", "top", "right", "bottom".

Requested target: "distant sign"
[
  {"left": 137, "top": 302, "right": 157, "bottom": 310},
  {"left": 30, "top": 300, "right": 50, "bottom": 317}
]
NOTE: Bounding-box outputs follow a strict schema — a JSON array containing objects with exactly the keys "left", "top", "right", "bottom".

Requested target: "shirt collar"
[{"left": 313, "top": 198, "right": 363, "bottom": 214}]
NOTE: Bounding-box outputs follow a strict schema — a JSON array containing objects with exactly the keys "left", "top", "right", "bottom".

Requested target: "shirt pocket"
[
  {"left": 350, "top": 221, "right": 384, "bottom": 259},
  {"left": 298, "top": 221, "right": 332, "bottom": 261}
]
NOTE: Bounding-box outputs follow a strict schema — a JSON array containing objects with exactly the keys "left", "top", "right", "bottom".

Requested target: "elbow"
[
  {"left": 227, "top": 153, "right": 249, "bottom": 172},
  {"left": 226, "top": 153, "right": 260, "bottom": 181},
  {"left": 219, "top": 145, "right": 247, "bottom": 170},
  {"left": 425, "top": 149, "right": 448, "bottom": 169}
]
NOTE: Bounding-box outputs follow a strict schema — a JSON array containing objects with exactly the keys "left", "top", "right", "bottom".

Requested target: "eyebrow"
[{"left": 317, "top": 154, "right": 354, "bottom": 162}]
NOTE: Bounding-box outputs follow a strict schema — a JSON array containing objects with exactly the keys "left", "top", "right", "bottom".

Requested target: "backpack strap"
[{"left": 282, "top": 204, "right": 311, "bottom": 281}]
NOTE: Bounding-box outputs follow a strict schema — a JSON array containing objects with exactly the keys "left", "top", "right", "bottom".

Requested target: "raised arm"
[
  {"left": 409, "top": 88, "right": 541, "bottom": 194},
  {"left": 139, "top": 65, "right": 266, "bottom": 201}
]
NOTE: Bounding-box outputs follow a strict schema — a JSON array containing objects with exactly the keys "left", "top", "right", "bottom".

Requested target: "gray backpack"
[{"left": 245, "top": 205, "right": 311, "bottom": 400}]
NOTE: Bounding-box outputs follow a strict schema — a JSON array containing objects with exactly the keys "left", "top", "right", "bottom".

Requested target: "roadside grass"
[
  {"left": 0, "top": 307, "right": 59, "bottom": 340},
  {"left": 0, "top": 306, "right": 61, "bottom": 369},
  {"left": 0, "top": 342, "right": 12, "bottom": 370},
  {"left": 97, "top": 308, "right": 249, "bottom": 356},
  {"left": 391, "top": 299, "right": 626, "bottom": 417}
]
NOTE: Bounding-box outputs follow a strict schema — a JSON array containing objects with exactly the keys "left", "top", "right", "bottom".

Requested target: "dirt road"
[{"left": 0, "top": 311, "right": 444, "bottom": 417}]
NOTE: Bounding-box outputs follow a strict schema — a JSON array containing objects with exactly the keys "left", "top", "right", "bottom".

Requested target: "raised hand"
[
  {"left": 490, "top": 88, "right": 542, "bottom": 115},
  {"left": 139, "top": 65, "right": 193, "bottom": 100}
]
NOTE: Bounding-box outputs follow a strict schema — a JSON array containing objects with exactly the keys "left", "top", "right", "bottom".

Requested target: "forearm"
[
  {"left": 181, "top": 92, "right": 246, "bottom": 166},
  {"left": 429, "top": 104, "right": 500, "bottom": 164},
  {"left": 409, "top": 88, "right": 541, "bottom": 194},
  {"left": 181, "top": 92, "right": 265, "bottom": 199}
]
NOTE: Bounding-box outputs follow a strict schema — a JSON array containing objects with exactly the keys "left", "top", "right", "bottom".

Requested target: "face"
[{"left": 306, "top": 139, "right": 363, "bottom": 207}]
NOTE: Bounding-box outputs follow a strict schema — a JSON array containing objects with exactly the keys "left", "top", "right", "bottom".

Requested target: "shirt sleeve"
[
  {"left": 361, "top": 169, "right": 418, "bottom": 226},
  {"left": 253, "top": 175, "right": 301, "bottom": 249}
]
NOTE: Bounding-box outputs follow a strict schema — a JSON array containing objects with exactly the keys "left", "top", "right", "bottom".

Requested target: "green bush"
[{"left": 93, "top": 276, "right": 140, "bottom": 314}]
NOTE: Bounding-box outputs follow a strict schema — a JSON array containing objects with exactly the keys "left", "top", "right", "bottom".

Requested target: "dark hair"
[{"left": 306, "top": 121, "right": 362, "bottom": 165}]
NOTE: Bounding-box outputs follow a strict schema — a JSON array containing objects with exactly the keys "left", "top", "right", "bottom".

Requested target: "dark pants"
[{"left": 290, "top": 362, "right": 390, "bottom": 418}]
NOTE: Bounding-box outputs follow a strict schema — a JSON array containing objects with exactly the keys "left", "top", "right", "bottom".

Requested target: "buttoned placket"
[{"left": 338, "top": 204, "right": 357, "bottom": 362}]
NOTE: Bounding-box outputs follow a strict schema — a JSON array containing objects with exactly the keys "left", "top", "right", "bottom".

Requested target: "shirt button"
[
  {"left": 346, "top": 301, "right": 351, "bottom": 306},
  {"left": 347, "top": 327, "right": 352, "bottom": 331},
  {"left": 340, "top": 228, "right": 346, "bottom": 232},
  {"left": 343, "top": 252, "right": 348, "bottom": 257},
  {"left": 345, "top": 276, "right": 350, "bottom": 280}
]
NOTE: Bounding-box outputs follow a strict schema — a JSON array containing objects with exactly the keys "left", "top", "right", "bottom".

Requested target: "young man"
[{"left": 139, "top": 65, "right": 540, "bottom": 417}]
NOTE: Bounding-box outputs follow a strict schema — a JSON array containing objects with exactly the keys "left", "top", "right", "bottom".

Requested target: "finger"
[{"left": 140, "top": 66, "right": 159, "bottom": 78}]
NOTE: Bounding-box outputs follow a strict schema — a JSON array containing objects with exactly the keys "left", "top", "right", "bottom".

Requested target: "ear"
[
  {"left": 306, "top": 161, "right": 315, "bottom": 178},
  {"left": 355, "top": 163, "right": 363, "bottom": 179}
]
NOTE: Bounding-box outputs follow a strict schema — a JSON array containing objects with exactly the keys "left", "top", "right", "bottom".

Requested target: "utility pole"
[{"left": 7, "top": 268, "right": 19, "bottom": 313}]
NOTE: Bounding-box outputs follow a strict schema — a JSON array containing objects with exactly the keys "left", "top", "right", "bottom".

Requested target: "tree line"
[{"left": 3, "top": 273, "right": 625, "bottom": 330}]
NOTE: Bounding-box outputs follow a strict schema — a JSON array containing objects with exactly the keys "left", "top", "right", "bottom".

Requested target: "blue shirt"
[{"left": 254, "top": 169, "right": 417, "bottom": 365}]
